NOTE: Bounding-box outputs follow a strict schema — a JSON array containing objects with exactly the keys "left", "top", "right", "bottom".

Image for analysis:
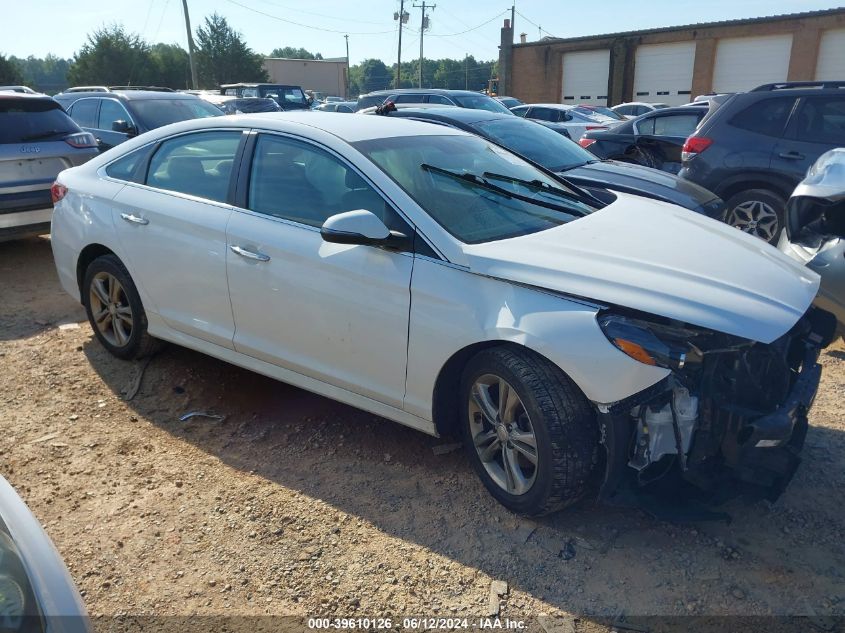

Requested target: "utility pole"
[
  {"left": 344, "top": 34, "right": 350, "bottom": 98},
  {"left": 181, "top": 0, "right": 199, "bottom": 89},
  {"left": 394, "top": 2, "right": 409, "bottom": 89},
  {"left": 413, "top": 1, "right": 435, "bottom": 88}
]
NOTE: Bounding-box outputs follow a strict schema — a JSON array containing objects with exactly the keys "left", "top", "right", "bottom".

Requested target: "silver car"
[
  {"left": 0, "top": 474, "right": 90, "bottom": 632},
  {"left": 778, "top": 148, "right": 845, "bottom": 334},
  {"left": 0, "top": 94, "right": 98, "bottom": 241}
]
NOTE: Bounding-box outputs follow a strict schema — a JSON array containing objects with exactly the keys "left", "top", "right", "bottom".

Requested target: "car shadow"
[
  {"left": 82, "top": 336, "right": 845, "bottom": 618},
  {"left": 0, "top": 235, "right": 85, "bottom": 340}
]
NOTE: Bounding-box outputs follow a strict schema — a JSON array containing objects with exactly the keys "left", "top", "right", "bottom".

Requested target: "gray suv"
[{"left": 0, "top": 93, "right": 98, "bottom": 242}]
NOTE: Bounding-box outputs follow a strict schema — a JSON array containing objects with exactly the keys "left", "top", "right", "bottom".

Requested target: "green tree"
[
  {"left": 348, "top": 58, "right": 391, "bottom": 95},
  {"left": 269, "top": 47, "right": 322, "bottom": 60},
  {"left": 150, "top": 43, "right": 190, "bottom": 89},
  {"left": 12, "top": 54, "right": 72, "bottom": 94},
  {"left": 0, "top": 54, "right": 25, "bottom": 85},
  {"left": 67, "top": 24, "right": 154, "bottom": 86},
  {"left": 195, "top": 13, "right": 267, "bottom": 88}
]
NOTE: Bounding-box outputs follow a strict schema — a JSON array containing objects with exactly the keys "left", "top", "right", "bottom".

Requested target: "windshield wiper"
[
  {"left": 20, "top": 129, "right": 75, "bottom": 142},
  {"left": 482, "top": 171, "right": 601, "bottom": 209},
  {"left": 421, "top": 163, "right": 593, "bottom": 216}
]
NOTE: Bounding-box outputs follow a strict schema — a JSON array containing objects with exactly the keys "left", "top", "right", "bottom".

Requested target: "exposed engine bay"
[{"left": 597, "top": 305, "right": 836, "bottom": 513}]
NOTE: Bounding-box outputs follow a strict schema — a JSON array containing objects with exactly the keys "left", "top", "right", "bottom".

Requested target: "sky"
[{"left": 2, "top": 0, "right": 841, "bottom": 66}]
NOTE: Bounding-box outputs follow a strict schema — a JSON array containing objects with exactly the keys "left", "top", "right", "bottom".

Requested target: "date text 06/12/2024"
[{"left": 307, "top": 617, "right": 528, "bottom": 630}]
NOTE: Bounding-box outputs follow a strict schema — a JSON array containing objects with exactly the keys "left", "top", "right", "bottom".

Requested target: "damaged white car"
[{"left": 50, "top": 113, "right": 835, "bottom": 516}]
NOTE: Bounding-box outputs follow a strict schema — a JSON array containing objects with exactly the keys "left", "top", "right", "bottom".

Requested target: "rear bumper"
[{"left": 0, "top": 208, "right": 53, "bottom": 241}]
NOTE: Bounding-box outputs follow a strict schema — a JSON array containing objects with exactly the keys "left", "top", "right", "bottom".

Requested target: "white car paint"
[{"left": 51, "top": 113, "right": 819, "bottom": 439}]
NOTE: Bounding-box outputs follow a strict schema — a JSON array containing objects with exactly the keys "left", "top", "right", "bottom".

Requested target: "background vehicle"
[
  {"left": 381, "top": 107, "right": 723, "bottom": 217},
  {"left": 54, "top": 88, "right": 222, "bottom": 151},
  {"left": 579, "top": 106, "right": 707, "bottom": 173},
  {"left": 221, "top": 83, "right": 310, "bottom": 111},
  {"left": 60, "top": 86, "right": 109, "bottom": 93},
  {"left": 0, "top": 474, "right": 91, "bottom": 632},
  {"left": 0, "top": 85, "right": 39, "bottom": 94},
  {"left": 316, "top": 101, "right": 356, "bottom": 113},
  {"left": 680, "top": 81, "right": 845, "bottom": 243},
  {"left": 198, "top": 94, "right": 282, "bottom": 115},
  {"left": 578, "top": 104, "right": 626, "bottom": 121},
  {"left": 495, "top": 96, "right": 523, "bottom": 109},
  {"left": 52, "top": 113, "right": 830, "bottom": 516},
  {"left": 355, "top": 89, "right": 512, "bottom": 114},
  {"left": 778, "top": 148, "right": 845, "bottom": 333},
  {"left": 510, "top": 104, "right": 622, "bottom": 140},
  {"left": 0, "top": 93, "right": 97, "bottom": 241},
  {"left": 611, "top": 102, "right": 670, "bottom": 119}
]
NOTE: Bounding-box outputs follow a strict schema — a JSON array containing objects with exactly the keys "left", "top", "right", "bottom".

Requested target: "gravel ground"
[{"left": 1, "top": 237, "right": 843, "bottom": 631}]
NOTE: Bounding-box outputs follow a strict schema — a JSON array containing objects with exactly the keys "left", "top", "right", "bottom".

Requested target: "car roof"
[
  {"left": 516, "top": 103, "right": 575, "bottom": 110},
  {"left": 640, "top": 106, "right": 704, "bottom": 116},
  {"left": 361, "top": 88, "right": 490, "bottom": 97},
  {"left": 387, "top": 106, "right": 510, "bottom": 124},
  {"left": 57, "top": 90, "right": 206, "bottom": 102},
  {"left": 0, "top": 92, "right": 55, "bottom": 101},
  {"left": 152, "top": 110, "right": 468, "bottom": 143}
]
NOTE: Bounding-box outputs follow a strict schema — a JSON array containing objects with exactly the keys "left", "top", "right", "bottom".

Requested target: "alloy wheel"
[
  {"left": 468, "top": 374, "right": 538, "bottom": 495},
  {"left": 89, "top": 271, "right": 133, "bottom": 348},
  {"left": 726, "top": 199, "right": 779, "bottom": 242}
]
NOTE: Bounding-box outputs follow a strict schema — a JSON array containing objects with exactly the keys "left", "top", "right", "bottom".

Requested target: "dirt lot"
[{"left": 1, "top": 237, "right": 844, "bottom": 629}]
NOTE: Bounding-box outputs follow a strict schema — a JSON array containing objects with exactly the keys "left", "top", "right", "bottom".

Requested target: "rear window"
[
  {"left": 0, "top": 98, "right": 80, "bottom": 144},
  {"left": 729, "top": 97, "right": 795, "bottom": 137},
  {"left": 130, "top": 98, "right": 222, "bottom": 130},
  {"left": 452, "top": 95, "right": 512, "bottom": 114},
  {"left": 357, "top": 95, "right": 385, "bottom": 110}
]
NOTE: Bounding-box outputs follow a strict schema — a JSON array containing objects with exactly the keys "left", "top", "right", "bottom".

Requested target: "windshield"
[
  {"left": 452, "top": 95, "right": 513, "bottom": 114},
  {"left": 131, "top": 98, "right": 222, "bottom": 129},
  {"left": 263, "top": 86, "right": 307, "bottom": 105},
  {"left": 474, "top": 117, "right": 595, "bottom": 172},
  {"left": 0, "top": 98, "right": 79, "bottom": 143},
  {"left": 354, "top": 134, "right": 596, "bottom": 244}
]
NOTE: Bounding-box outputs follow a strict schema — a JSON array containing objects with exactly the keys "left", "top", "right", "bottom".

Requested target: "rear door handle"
[
  {"left": 120, "top": 213, "right": 149, "bottom": 225},
  {"left": 778, "top": 151, "right": 805, "bottom": 160},
  {"left": 230, "top": 245, "right": 271, "bottom": 262}
]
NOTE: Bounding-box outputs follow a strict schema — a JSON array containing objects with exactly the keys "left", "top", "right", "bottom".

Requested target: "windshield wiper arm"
[
  {"left": 20, "top": 129, "right": 75, "bottom": 142},
  {"left": 483, "top": 171, "right": 601, "bottom": 210},
  {"left": 420, "top": 163, "right": 513, "bottom": 199}
]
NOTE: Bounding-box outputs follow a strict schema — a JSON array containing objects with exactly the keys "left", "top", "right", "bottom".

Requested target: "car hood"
[
  {"left": 562, "top": 160, "right": 720, "bottom": 213},
  {"left": 462, "top": 192, "right": 819, "bottom": 343}
]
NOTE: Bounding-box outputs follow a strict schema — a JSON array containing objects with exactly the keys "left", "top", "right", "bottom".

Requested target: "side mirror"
[
  {"left": 320, "top": 210, "right": 409, "bottom": 249},
  {"left": 112, "top": 120, "right": 136, "bottom": 136}
]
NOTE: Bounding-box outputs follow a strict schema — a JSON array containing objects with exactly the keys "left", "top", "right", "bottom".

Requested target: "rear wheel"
[
  {"left": 460, "top": 346, "right": 599, "bottom": 516},
  {"left": 82, "top": 255, "right": 160, "bottom": 360},
  {"left": 724, "top": 189, "right": 785, "bottom": 244}
]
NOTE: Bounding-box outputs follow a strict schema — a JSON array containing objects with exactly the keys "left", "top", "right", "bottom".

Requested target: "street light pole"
[
  {"left": 181, "top": 0, "right": 199, "bottom": 89},
  {"left": 344, "top": 34, "right": 350, "bottom": 98},
  {"left": 394, "top": 0, "right": 407, "bottom": 89}
]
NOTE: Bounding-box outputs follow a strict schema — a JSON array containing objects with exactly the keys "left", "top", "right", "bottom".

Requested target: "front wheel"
[
  {"left": 724, "top": 189, "right": 785, "bottom": 244},
  {"left": 460, "top": 346, "right": 599, "bottom": 516}
]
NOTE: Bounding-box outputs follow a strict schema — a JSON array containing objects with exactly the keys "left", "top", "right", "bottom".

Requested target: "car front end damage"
[{"left": 594, "top": 305, "right": 836, "bottom": 510}]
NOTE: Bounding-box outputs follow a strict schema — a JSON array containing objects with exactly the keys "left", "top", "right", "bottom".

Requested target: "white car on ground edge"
[{"left": 51, "top": 112, "right": 833, "bottom": 516}]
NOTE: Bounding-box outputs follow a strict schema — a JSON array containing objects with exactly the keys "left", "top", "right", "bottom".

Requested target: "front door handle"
[
  {"left": 230, "top": 245, "right": 271, "bottom": 262},
  {"left": 120, "top": 212, "right": 149, "bottom": 225},
  {"left": 778, "top": 151, "right": 805, "bottom": 160}
]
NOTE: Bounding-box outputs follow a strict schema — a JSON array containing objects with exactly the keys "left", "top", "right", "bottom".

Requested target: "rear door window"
[
  {"left": 0, "top": 98, "right": 80, "bottom": 144},
  {"left": 427, "top": 95, "right": 453, "bottom": 105},
  {"left": 635, "top": 117, "right": 655, "bottom": 135},
  {"left": 392, "top": 94, "right": 423, "bottom": 104},
  {"left": 146, "top": 131, "right": 243, "bottom": 203},
  {"left": 68, "top": 99, "right": 99, "bottom": 128},
  {"left": 528, "top": 107, "right": 559, "bottom": 122},
  {"left": 729, "top": 97, "right": 796, "bottom": 137},
  {"left": 791, "top": 95, "right": 845, "bottom": 145},
  {"left": 652, "top": 113, "right": 701, "bottom": 136}
]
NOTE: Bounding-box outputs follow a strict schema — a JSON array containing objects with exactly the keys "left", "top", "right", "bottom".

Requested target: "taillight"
[
  {"left": 51, "top": 182, "right": 67, "bottom": 204},
  {"left": 64, "top": 132, "right": 97, "bottom": 149},
  {"left": 585, "top": 125, "right": 607, "bottom": 131},
  {"left": 578, "top": 138, "right": 597, "bottom": 149},
  {"left": 681, "top": 136, "right": 712, "bottom": 162}
]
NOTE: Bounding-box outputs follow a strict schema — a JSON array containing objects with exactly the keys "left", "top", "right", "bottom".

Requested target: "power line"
[
  {"left": 252, "top": 0, "right": 386, "bottom": 25},
  {"left": 223, "top": 0, "right": 396, "bottom": 35},
  {"left": 514, "top": 9, "right": 557, "bottom": 39},
  {"left": 427, "top": 9, "right": 509, "bottom": 37}
]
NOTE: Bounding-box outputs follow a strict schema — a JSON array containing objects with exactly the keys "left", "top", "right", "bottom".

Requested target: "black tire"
[
  {"left": 459, "top": 346, "right": 599, "bottom": 516},
  {"left": 82, "top": 254, "right": 161, "bottom": 360},
  {"left": 724, "top": 188, "right": 786, "bottom": 245}
]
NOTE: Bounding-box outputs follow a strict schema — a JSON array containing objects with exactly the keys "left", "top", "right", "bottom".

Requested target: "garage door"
[
  {"left": 561, "top": 49, "right": 610, "bottom": 106},
  {"left": 712, "top": 34, "right": 792, "bottom": 93},
  {"left": 816, "top": 29, "right": 845, "bottom": 80},
  {"left": 633, "top": 42, "right": 696, "bottom": 106}
]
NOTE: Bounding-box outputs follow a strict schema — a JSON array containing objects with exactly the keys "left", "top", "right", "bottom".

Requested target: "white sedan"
[{"left": 51, "top": 112, "right": 832, "bottom": 516}]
